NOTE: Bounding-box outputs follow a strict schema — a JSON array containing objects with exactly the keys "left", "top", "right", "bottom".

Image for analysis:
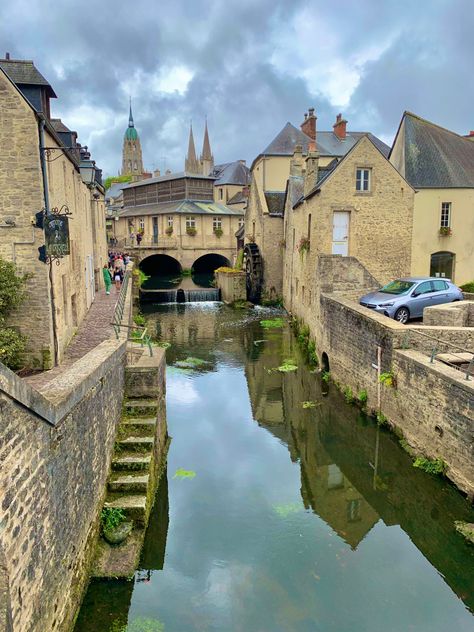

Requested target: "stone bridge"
[{"left": 121, "top": 237, "right": 235, "bottom": 274}]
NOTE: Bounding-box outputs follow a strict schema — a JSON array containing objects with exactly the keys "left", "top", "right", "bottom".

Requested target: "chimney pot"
[
  {"left": 333, "top": 114, "right": 347, "bottom": 140},
  {"left": 304, "top": 113, "right": 308, "bottom": 121},
  {"left": 300, "top": 107, "right": 317, "bottom": 141},
  {"left": 5, "top": 52, "right": 10, "bottom": 60},
  {"left": 308, "top": 107, "right": 315, "bottom": 116}
]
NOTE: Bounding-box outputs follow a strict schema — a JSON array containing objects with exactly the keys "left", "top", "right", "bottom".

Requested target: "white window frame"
[
  {"left": 139, "top": 217, "right": 145, "bottom": 232},
  {"left": 186, "top": 216, "right": 196, "bottom": 229},
  {"left": 238, "top": 217, "right": 244, "bottom": 229},
  {"left": 167, "top": 216, "right": 173, "bottom": 227},
  {"left": 440, "top": 202, "right": 451, "bottom": 228},
  {"left": 213, "top": 216, "right": 222, "bottom": 230},
  {"left": 356, "top": 168, "right": 371, "bottom": 192}
]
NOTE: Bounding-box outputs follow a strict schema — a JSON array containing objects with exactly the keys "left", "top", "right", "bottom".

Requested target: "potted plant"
[
  {"left": 165, "top": 226, "right": 173, "bottom": 236},
  {"left": 186, "top": 227, "right": 197, "bottom": 236},
  {"left": 439, "top": 227, "right": 452, "bottom": 236},
  {"left": 214, "top": 227, "right": 223, "bottom": 238}
]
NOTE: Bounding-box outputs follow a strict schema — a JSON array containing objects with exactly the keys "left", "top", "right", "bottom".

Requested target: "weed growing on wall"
[
  {"left": 358, "top": 389, "right": 368, "bottom": 406},
  {"left": 413, "top": 457, "right": 447, "bottom": 476},
  {"left": 321, "top": 371, "right": 330, "bottom": 383},
  {"left": 291, "top": 316, "right": 319, "bottom": 368},
  {"left": 376, "top": 412, "right": 389, "bottom": 428},
  {"left": 133, "top": 313, "right": 146, "bottom": 327},
  {"left": 277, "top": 361, "right": 298, "bottom": 372},
  {"left": 101, "top": 507, "right": 125, "bottom": 533},
  {"left": 343, "top": 386, "right": 355, "bottom": 404},
  {"left": 379, "top": 370, "right": 396, "bottom": 388}
]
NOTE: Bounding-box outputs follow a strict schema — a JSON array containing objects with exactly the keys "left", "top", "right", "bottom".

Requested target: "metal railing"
[
  {"left": 402, "top": 328, "right": 473, "bottom": 381},
  {"left": 111, "top": 269, "right": 153, "bottom": 356}
]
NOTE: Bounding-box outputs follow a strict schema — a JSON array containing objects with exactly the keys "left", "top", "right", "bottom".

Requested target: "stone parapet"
[{"left": 215, "top": 270, "right": 246, "bottom": 303}]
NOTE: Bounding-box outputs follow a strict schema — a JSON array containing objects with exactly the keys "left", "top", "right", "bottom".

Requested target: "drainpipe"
[{"left": 39, "top": 116, "right": 59, "bottom": 367}]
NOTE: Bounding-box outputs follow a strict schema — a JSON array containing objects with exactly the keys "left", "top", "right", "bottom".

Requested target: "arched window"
[{"left": 430, "top": 251, "right": 455, "bottom": 280}]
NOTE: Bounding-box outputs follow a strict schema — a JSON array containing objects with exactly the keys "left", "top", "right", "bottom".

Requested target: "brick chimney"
[
  {"left": 301, "top": 107, "right": 317, "bottom": 141},
  {"left": 304, "top": 141, "right": 319, "bottom": 197},
  {"left": 333, "top": 113, "right": 347, "bottom": 139}
]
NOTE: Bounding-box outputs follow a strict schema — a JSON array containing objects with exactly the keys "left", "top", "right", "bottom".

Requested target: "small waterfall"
[{"left": 140, "top": 288, "right": 220, "bottom": 303}]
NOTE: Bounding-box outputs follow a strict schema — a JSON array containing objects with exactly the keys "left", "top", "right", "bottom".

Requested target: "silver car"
[{"left": 359, "top": 277, "right": 463, "bottom": 324}]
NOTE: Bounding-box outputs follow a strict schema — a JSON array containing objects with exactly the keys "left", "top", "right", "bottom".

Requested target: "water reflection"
[{"left": 75, "top": 303, "right": 474, "bottom": 631}]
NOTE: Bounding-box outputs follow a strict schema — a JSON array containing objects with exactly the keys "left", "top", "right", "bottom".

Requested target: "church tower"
[
  {"left": 200, "top": 119, "right": 214, "bottom": 175},
  {"left": 121, "top": 99, "right": 144, "bottom": 180},
  {"left": 185, "top": 123, "right": 201, "bottom": 174}
]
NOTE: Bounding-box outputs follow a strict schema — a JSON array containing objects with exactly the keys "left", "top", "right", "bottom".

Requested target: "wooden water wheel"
[{"left": 244, "top": 243, "right": 263, "bottom": 303}]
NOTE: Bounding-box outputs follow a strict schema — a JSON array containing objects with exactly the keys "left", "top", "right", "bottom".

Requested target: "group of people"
[{"left": 102, "top": 252, "right": 131, "bottom": 294}]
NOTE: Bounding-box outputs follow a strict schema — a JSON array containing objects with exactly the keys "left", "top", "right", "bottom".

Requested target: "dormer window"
[{"left": 356, "top": 168, "right": 371, "bottom": 192}]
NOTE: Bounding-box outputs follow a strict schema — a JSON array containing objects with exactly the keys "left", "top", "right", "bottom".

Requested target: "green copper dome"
[{"left": 125, "top": 126, "right": 138, "bottom": 141}]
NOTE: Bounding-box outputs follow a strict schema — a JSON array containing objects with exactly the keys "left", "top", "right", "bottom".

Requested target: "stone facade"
[
  {"left": 215, "top": 270, "right": 246, "bottom": 303},
  {"left": 0, "top": 337, "right": 127, "bottom": 632},
  {"left": 0, "top": 68, "right": 107, "bottom": 368}
]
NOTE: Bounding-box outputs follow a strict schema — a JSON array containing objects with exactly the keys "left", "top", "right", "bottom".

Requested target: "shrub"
[
  {"left": 0, "top": 328, "right": 26, "bottom": 369},
  {"left": 460, "top": 280, "right": 474, "bottom": 293},
  {"left": 321, "top": 370, "right": 330, "bottom": 383},
  {"left": 0, "top": 258, "right": 29, "bottom": 317},
  {"left": 133, "top": 313, "right": 146, "bottom": 327},
  {"left": 376, "top": 411, "right": 389, "bottom": 427},
  {"left": 358, "top": 389, "right": 368, "bottom": 406},
  {"left": 297, "top": 237, "right": 310, "bottom": 255},
  {"left": 101, "top": 507, "right": 125, "bottom": 533},
  {"left": 379, "top": 370, "right": 396, "bottom": 388},
  {"left": 213, "top": 227, "right": 223, "bottom": 238},
  {"left": 343, "top": 386, "right": 354, "bottom": 404}
]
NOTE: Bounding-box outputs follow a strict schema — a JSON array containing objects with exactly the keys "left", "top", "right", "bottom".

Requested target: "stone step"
[
  {"left": 121, "top": 417, "right": 156, "bottom": 431},
  {"left": 112, "top": 454, "right": 151, "bottom": 472},
  {"left": 124, "top": 399, "right": 159, "bottom": 417},
  {"left": 109, "top": 473, "right": 149, "bottom": 493},
  {"left": 118, "top": 436, "right": 154, "bottom": 452},
  {"left": 104, "top": 494, "right": 147, "bottom": 526}
]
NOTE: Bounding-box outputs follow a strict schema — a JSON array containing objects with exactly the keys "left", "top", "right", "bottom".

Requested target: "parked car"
[{"left": 359, "top": 277, "right": 463, "bottom": 324}]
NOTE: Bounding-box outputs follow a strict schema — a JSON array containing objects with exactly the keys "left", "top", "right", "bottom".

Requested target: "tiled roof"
[
  {"left": 0, "top": 59, "right": 56, "bottom": 97},
  {"left": 105, "top": 182, "right": 125, "bottom": 200},
  {"left": 394, "top": 112, "right": 474, "bottom": 188},
  {"left": 264, "top": 191, "right": 286, "bottom": 215},
  {"left": 122, "top": 171, "right": 215, "bottom": 189},
  {"left": 213, "top": 161, "right": 250, "bottom": 185},
  {"left": 261, "top": 122, "right": 390, "bottom": 159},
  {"left": 287, "top": 175, "right": 304, "bottom": 208},
  {"left": 227, "top": 191, "right": 247, "bottom": 205},
  {"left": 120, "top": 200, "right": 244, "bottom": 218}
]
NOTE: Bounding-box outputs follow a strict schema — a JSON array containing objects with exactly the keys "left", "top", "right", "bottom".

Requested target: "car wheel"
[{"left": 394, "top": 307, "right": 410, "bottom": 324}]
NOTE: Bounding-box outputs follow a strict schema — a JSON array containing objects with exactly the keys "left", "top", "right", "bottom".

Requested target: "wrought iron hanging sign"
[{"left": 37, "top": 205, "right": 73, "bottom": 264}]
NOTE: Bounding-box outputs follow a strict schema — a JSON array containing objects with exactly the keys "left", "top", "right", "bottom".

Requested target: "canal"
[{"left": 75, "top": 302, "right": 474, "bottom": 632}]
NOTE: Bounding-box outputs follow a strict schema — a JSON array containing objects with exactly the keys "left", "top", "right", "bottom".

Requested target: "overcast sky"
[{"left": 2, "top": 0, "right": 473, "bottom": 177}]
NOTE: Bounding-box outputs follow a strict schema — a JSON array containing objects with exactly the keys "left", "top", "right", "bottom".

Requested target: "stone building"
[
  {"left": 282, "top": 135, "right": 414, "bottom": 334},
  {"left": 244, "top": 108, "right": 389, "bottom": 302},
  {"left": 121, "top": 100, "right": 145, "bottom": 180},
  {"left": 0, "top": 55, "right": 107, "bottom": 368},
  {"left": 390, "top": 111, "right": 474, "bottom": 285}
]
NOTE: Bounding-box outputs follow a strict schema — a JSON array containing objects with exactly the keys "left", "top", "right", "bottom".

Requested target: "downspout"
[{"left": 39, "top": 116, "right": 59, "bottom": 367}]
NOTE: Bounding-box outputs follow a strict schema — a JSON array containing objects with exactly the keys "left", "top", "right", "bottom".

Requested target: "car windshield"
[{"left": 379, "top": 280, "right": 415, "bottom": 295}]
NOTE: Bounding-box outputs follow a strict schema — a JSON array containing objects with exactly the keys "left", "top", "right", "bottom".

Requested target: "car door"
[
  {"left": 430, "top": 279, "right": 450, "bottom": 306},
  {"left": 409, "top": 281, "right": 434, "bottom": 317}
]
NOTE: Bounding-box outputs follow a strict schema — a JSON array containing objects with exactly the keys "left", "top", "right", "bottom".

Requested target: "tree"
[{"left": 0, "top": 258, "right": 28, "bottom": 369}]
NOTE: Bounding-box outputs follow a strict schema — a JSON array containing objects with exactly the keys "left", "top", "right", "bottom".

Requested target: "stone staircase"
[{"left": 92, "top": 395, "right": 169, "bottom": 578}]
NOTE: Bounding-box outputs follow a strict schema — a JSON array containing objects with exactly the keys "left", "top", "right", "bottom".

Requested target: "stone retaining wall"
[{"left": 215, "top": 271, "right": 246, "bottom": 303}]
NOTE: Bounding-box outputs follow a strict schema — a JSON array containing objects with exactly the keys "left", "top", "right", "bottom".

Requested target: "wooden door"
[{"left": 332, "top": 211, "right": 350, "bottom": 255}]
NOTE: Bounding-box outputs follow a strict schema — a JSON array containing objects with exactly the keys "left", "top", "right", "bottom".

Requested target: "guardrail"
[
  {"left": 111, "top": 269, "right": 153, "bottom": 356},
  {"left": 403, "top": 328, "right": 473, "bottom": 380}
]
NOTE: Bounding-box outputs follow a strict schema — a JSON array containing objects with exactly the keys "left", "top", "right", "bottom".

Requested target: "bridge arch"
[
  {"left": 139, "top": 254, "right": 182, "bottom": 276},
  {"left": 192, "top": 253, "right": 230, "bottom": 273}
]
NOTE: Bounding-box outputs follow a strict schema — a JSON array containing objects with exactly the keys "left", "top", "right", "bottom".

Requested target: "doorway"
[
  {"left": 430, "top": 251, "right": 455, "bottom": 280},
  {"left": 332, "top": 211, "right": 350, "bottom": 255}
]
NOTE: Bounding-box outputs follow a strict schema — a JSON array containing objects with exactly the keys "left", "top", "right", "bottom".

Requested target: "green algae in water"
[
  {"left": 273, "top": 502, "right": 302, "bottom": 518},
  {"left": 173, "top": 468, "right": 196, "bottom": 480},
  {"left": 260, "top": 318, "right": 285, "bottom": 329},
  {"left": 302, "top": 401, "right": 320, "bottom": 409},
  {"left": 277, "top": 361, "right": 298, "bottom": 372},
  {"left": 174, "top": 356, "right": 208, "bottom": 369},
  {"left": 111, "top": 617, "right": 165, "bottom": 632},
  {"left": 156, "top": 341, "right": 171, "bottom": 349}
]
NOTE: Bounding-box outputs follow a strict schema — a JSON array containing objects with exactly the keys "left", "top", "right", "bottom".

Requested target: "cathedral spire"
[
  {"left": 200, "top": 118, "right": 214, "bottom": 175},
  {"left": 185, "top": 122, "right": 201, "bottom": 174},
  {"left": 122, "top": 99, "right": 144, "bottom": 180},
  {"left": 129, "top": 97, "right": 134, "bottom": 128}
]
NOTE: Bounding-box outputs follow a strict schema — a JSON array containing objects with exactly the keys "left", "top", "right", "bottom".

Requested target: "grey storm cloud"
[{"left": 1, "top": 0, "right": 473, "bottom": 176}]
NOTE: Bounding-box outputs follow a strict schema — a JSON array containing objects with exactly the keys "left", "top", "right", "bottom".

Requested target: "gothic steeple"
[
  {"left": 200, "top": 118, "right": 214, "bottom": 175},
  {"left": 185, "top": 122, "right": 201, "bottom": 174},
  {"left": 121, "top": 98, "right": 144, "bottom": 180}
]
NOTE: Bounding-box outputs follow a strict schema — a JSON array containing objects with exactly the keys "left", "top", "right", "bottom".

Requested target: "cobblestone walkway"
[{"left": 26, "top": 289, "right": 119, "bottom": 391}]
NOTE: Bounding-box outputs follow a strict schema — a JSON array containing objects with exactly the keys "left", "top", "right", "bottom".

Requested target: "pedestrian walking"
[
  {"left": 102, "top": 264, "right": 112, "bottom": 295},
  {"left": 114, "top": 268, "right": 122, "bottom": 291}
]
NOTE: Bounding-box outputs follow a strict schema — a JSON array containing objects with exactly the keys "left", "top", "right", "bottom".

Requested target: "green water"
[{"left": 75, "top": 303, "right": 474, "bottom": 632}]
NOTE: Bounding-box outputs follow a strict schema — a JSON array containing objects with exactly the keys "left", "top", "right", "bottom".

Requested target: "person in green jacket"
[{"left": 103, "top": 264, "right": 112, "bottom": 295}]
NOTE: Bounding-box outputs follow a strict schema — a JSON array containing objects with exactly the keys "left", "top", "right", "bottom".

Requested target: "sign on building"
[{"left": 44, "top": 216, "right": 70, "bottom": 257}]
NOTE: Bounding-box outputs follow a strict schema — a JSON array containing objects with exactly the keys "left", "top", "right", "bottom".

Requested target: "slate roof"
[
  {"left": 393, "top": 112, "right": 474, "bottom": 188},
  {"left": 0, "top": 59, "right": 56, "bottom": 97},
  {"left": 264, "top": 191, "right": 286, "bottom": 215},
  {"left": 50, "top": 118, "right": 72, "bottom": 133},
  {"left": 227, "top": 190, "right": 247, "bottom": 205},
  {"left": 120, "top": 200, "right": 244, "bottom": 218},
  {"left": 286, "top": 175, "right": 304, "bottom": 209},
  {"left": 213, "top": 161, "right": 250, "bottom": 185},
  {"left": 122, "top": 171, "right": 215, "bottom": 189},
  {"left": 260, "top": 122, "right": 390, "bottom": 159},
  {"left": 105, "top": 182, "right": 125, "bottom": 201}
]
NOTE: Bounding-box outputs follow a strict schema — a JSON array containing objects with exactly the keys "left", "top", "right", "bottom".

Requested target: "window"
[
  {"left": 219, "top": 188, "right": 223, "bottom": 200},
  {"left": 139, "top": 217, "right": 145, "bottom": 232},
  {"left": 307, "top": 213, "right": 312, "bottom": 241},
  {"left": 186, "top": 216, "right": 196, "bottom": 229},
  {"left": 167, "top": 216, "right": 173, "bottom": 227},
  {"left": 430, "top": 251, "right": 455, "bottom": 279},
  {"left": 415, "top": 281, "right": 432, "bottom": 295},
  {"left": 440, "top": 202, "right": 451, "bottom": 228},
  {"left": 356, "top": 168, "right": 371, "bottom": 192},
  {"left": 213, "top": 216, "right": 222, "bottom": 230},
  {"left": 238, "top": 217, "right": 244, "bottom": 229},
  {"left": 432, "top": 279, "right": 448, "bottom": 292}
]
